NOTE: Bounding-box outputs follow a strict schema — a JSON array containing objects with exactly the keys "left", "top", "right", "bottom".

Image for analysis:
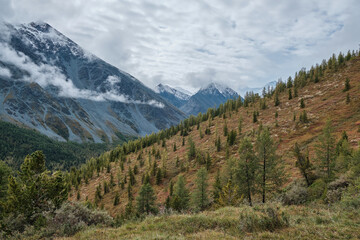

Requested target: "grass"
[{"left": 58, "top": 203, "right": 360, "bottom": 240}]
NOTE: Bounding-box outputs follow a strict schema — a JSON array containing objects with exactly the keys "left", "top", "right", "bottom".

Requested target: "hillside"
[
  {"left": 68, "top": 51, "right": 360, "bottom": 216},
  {"left": 0, "top": 120, "right": 123, "bottom": 170}
]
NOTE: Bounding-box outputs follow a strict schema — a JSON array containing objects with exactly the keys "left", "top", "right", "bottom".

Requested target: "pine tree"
[
  {"left": 256, "top": 127, "right": 285, "bottom": 203},
  {"left": 206, "top": 152, "right": 211, "bottom": 170},
  {"left": 227, "top": 130, "right": 237, "bottom": 146},
  {"left": 171, "top": 175, "right": 190, "bottom": 211},
  {"left": 223, "top": 120, "right": 228, "bottom": 136},
  {"left": 253, "top": 111, "right": 258, "bottom": 123},
  {"left": 212, "top": 169, "right": 222, "bottom": 204},
  {"left": 235, "top": 138, "right": 258, "bottom": 206},
  {"left": 188, "top": 137, "right": 196, "bottom": 160},
  {"left": 274, "top": 92, "right": 280, "bottom": 106},
  {"left": 169, "top": 180, "right": 174, "bottom": 196},
  {"left": 293, "top": 143, "right": 314, "bottom": 186},
  {"left": 300, "top": 98, "right": 305, "bottom": 108},
  {"left": 215, "top": 136, "right": 221, "bottom": 152},
  {"left": 288, "top": 89, "right": 292, "bottom": 100},
  {"left": 114, "top": 192, "right": 120, "bottom": 206},
  {"left": 315, "top": 120, "right": 336, "bottom": 180},
  {"left": 156, "top": 168, "right": 162, "bottom": 185},
  {"left": 192, "top": 167, "right": 209, "bottom": 211},
  {"left": 238, "top": 117, "right": 243, "bottom": 135},
  {"left": 136, "top": 183, "right": 158, "bottom": 214},
  {"left": 173, "top": 143, "right": 177, "bottom": 152},
  {"left": 294, "top": 87, "right": 298, "bottom": 97},
  {"left": 6, "top": 151, "right": 68, "bottom": 223}
]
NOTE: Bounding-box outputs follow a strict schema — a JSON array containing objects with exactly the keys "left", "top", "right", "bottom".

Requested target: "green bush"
[{"left": 308, "top": 179, "right": 327, "bottom": 201}]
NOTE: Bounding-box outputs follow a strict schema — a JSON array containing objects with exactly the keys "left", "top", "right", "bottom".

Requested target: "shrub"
[
  {"left": 282, "top": 181, "right": 308, "bottom": 205},
  {"left": 341, "top": 177, "right": 360, "bottom": 210},
  {"left": 239, "top": 206, "right": 289, "bottom": 232},
  {"left": 46, "top": 202, "right": 113, "bottom": 237},
  {"left": 308, "top": 179, "right": 327, "bottom": 201},
  {"left": 325, "top": 176, "right": 349, "bottom": 203}
]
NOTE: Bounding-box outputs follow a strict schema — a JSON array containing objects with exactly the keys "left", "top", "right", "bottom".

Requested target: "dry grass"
[{"left": 58, "top": 203, "right": 360, "bottom": 240}]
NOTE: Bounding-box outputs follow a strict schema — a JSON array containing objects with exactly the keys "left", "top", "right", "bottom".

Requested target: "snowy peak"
[
  {"left": 155, "top": 84, "right": 191, "bottom": 101},
  {"left": 199, "top": 82, "right": 238, "bottom": 98}
]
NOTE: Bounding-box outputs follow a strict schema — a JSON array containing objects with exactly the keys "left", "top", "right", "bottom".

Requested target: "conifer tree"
[
  {"left": 218, "top": 179, "right": 240, "bottom": 206},
  {"left": 223, "top": 120, "right": 228, "bottom": 136},
  {"left": 274, "top": 92, "right": 280, "bottom": 106},
  {"left": 136, "top": 183, "right": 158, "bottom": 214},
  {"left": 288, "top": 89, "right": 292, "bottom": 100},
  {"left": 253, "top": 111, "right": 258, "bottom": 123},
  {"left": 215, "top": 136, "right": 221, "bottom": 152},
  {"left": 236, "top": 138, "right": 258, "bottom": 206},
  {"left": 238, "top": 116, "right": 243, "bottom": 135},
  {"left": 171, "top": 175, "right": 190, "bottom": 211},
  {"left": 227, "top": 130, "right": 237, "bottom": 146},
  {"left": 316, "top": 120, "right": 336, "bottom": 180},
  {"left": 114, "top": 192, "right": 120, "bottom": 206},
  {"left": 344, "top": 78, "right": 350, "bottom": 92},
  {"left": 188, "top": 137, "right": 196, "bottom": 160},
  {"left": 173, "top": 143, "right": 177, "bottom": 152},
  {"left": 293, "top": 143, "right": 314, "bottom": 186},
  {"left": 212, "top": 169, "right": 222, "bottom": 204},
  {"left": 256, "top": 127, "right": 285, "bottom": 203},
  {"left": 156, "top": 168, "right": 162, "bottom": 185},
  {"left": 192, "top": 167, "right": 209, "bottom": 210},
  {"left": 300, "top": 98, "right": 305, "bottom": 108}
]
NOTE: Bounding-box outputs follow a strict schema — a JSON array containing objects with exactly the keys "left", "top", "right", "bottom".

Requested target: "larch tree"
[
  {"left": 236, "top": 138, "right": 259, "bottom": 206},
  {"left": 256, "top": 127, "right": 286, "bottom": 203},
  {"left": 192, "top": 167, "right": 209, "bottom": 211}
]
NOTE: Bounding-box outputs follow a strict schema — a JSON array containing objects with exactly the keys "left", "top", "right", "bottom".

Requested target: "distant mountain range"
[
  {"left": 0, "top": 22, "right": 185, "bottom": 143},
  {"left": 155, "top": 82, "right": 239, "bottom": 116}
]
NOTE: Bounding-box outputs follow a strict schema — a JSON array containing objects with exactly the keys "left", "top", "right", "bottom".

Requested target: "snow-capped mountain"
[
  {"left": 155, "top": 83, "right": 191, "bottom": 108},
  {"left": 180, "top": 82, "right": 239, "bottom": 116},
  {"left": 238, "top": 81, "right": 277, "bottom": 97},
  {"left": 0, "top": 22, "right": 185, "bottom": 143}
]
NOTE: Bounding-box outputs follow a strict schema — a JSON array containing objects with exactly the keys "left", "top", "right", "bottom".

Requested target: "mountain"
[
  {"left": 238, "top": 80, "right": 277, "bottom": 97},
  {"left": 180, "top": 82, "right": 239, "bottom": 116},
  {"left": 0, "top": 22, "right": 185, "bottom": 143},
  {"left": 155, "top": 83, "right": 191, "bottom": 108}
]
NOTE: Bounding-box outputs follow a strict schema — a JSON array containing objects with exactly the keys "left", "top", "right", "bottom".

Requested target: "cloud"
[
  {"left": 0, "top": 42, "right": 164, "bottom": 108},
  {"left": 1, "top": 0, "right": 360, "bottom": 92}
]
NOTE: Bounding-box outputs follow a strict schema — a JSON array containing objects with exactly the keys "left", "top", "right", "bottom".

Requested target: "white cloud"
[
  {"left": 2, "top": 0, "right": 360, "bottom": 92},
  {"left": 0, "top": 42, "right": 164, "bottom": 108}
]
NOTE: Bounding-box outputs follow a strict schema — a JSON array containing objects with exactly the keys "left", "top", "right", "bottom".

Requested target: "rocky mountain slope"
[
  {"left": 0, "top": 22, "right": 185, "bottom": 143},
  {"left": 155, "top": 83, "right": 191, "bottom": 108},
  {"left": 180, "top": 82, "right": 239, "bottom": 116}
]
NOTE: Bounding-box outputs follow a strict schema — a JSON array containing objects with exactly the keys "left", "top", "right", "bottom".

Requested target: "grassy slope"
[
  {"left": 60, "top": 204, "right": 360, "bottom": 240},
  {"left": 69, "top": 56, "right": 360, "bottom": 216}
]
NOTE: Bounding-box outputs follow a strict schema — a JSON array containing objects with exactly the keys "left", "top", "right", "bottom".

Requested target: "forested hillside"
[
  {"left": 1, "top": 50, "right": 360, "bottom": 239},
  {"left": 0, "top": 121, "right": 127, "bottom": 170}
]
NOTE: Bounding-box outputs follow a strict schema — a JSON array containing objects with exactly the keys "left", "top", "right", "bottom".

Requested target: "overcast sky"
[{"left": 1, "top": 0, "right": 360, "bottom": 93}]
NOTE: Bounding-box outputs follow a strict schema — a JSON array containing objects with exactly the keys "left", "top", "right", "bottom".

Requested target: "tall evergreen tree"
[
  {"left": 171, "top": 175, "right": 190, "bottom": 211},
  {"left": 316, "top": 120, "right": 336, "bottom": 180},
  {"left": 136, "top": 183, "right": 158, "bottom": 214},
  {"left": 344, "top": 78, "right": 350, "bottom": 92},
  {"left": 256, "top": 127, "right": 285, "bottom": 203},
  {"left": 192, "top": 167, "right": 209, "bottom": 210},
  {"left": 212, "top": 169, "right": 222, "bottom": 204},
  {"left": 236, "top": 138, "right": 258, "bottom": 206}
]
